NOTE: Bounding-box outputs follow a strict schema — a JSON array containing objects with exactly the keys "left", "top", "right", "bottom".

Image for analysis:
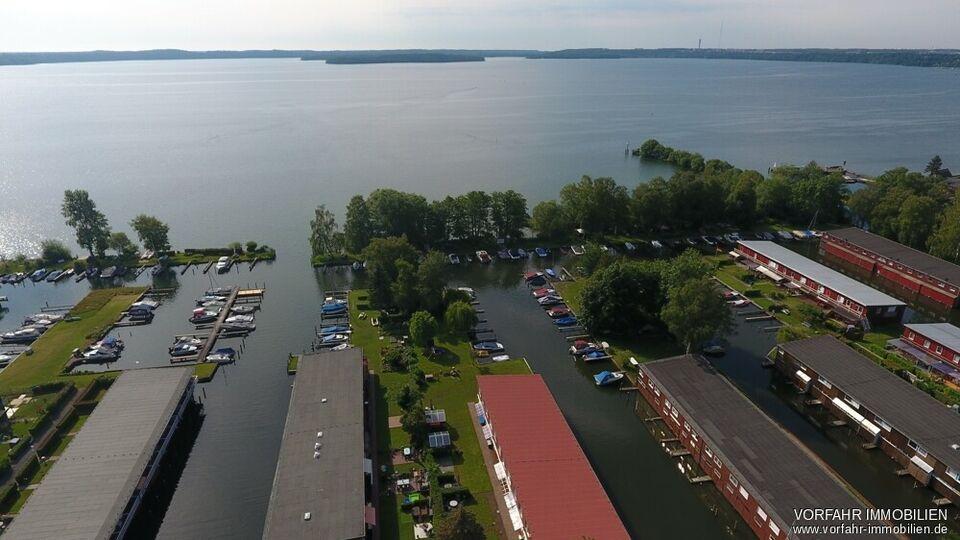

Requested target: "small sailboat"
[{"left": 553, "top": 316, "right": 578, "bottom": 326}]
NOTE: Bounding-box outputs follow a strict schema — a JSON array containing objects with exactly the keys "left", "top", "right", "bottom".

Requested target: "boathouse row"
[
  {"left": 636, "top": 355, "right": 890, "bottom": 540},
  {"left": 776, "top": 335, "right": 960, "bottom": 508},
  {"left": 734, "top": 240, "right": 906, "bottom": 325},
  {"left": 821, "top": 228, "right": 960, "bottom": 309},
  {"left": 902, "top": 323, "right": 960, "bottom": 368}
]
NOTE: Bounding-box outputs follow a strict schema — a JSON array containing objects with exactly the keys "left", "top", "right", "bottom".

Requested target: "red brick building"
[
  {"left": 476, "top": 375, "right": 629, "bottom": 540},
  {"left": 776, "top": 335, "right": 960, "bottom": 508},
  {"left": 902, "top": 323, "right": 960, "bottom": 368},
  {"left": 821, "top": 228, "right": 960, "bottom": 308},
  {"left": 637, "top": 355, "right": 888, "bottom": 539},
  {"left": 735, "top": 240, "right": 906, "bottom": 324}
]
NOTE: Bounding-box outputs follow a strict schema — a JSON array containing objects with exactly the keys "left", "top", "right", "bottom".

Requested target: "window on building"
[
  {"left": 654, "top": 388, "right": 660, "bottom": 397},
  {"left": 755, "top": 507, "right": 768, "bottom": 528},
  {"left": 947, "top": 468, "right": 960, "bottom": 483},
  {"left": 875, "top": 416, "right": 891, "bottom": 431},
  {"left": 908, "top": 331, "right": 915, "bottom": 339},
  {"left": 770, "top": 522, "right": 781, "bottom": 538},
  {"left": 820, "top": 377, "right": 833, "bottom": 389},
  {"left": 924, "top": 340, "right": 931, "bottom": 349},
  {"left": 727, "top": 476, "right": 737, "bottom": 493},
  {"left": 844, "top": 396, "right": 860, "bottom": 409},
  {"left": 739, "top": 486, "right": 749, "bottom": 500},
  {"left": 705, "top": 447, "right": 713, "bottom": 459},
  {"left": 936, "top": 345, "right": 943, "bottom": 354},
  {"left": 908, "top": 440, "right": 928, "bottom": 458},
  {"left": 955, "top": 353, "right": 960, "bottom": 364}
]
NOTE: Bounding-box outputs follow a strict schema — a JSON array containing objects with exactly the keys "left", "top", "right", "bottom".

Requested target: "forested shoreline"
[{"left": 309, "top": 139, "right": 959, "bottom": 266}]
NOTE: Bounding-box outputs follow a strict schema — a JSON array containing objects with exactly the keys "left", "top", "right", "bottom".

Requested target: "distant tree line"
[
  {"left": 530, "top": 140, "right": 847, "bottom": 239},
  {"left": 527, "top": 48, "right": 960, "bottom": 69}
]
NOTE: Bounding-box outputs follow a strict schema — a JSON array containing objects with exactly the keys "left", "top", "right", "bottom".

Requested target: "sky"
[{"left": 1, "top": 0, "right": 959, "bottom": 52}]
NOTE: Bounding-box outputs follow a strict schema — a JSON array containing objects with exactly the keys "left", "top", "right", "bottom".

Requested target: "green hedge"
[{"left": 9, "top": 435, "right": 33, "bottom": 461}]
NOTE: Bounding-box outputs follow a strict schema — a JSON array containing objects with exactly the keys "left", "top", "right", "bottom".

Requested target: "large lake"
[
  {"left": 1, "top": 57, "right": 959, "bottom": 260},
  {"left": 2, "top": 58, "right": 960, "bottom": 539}
]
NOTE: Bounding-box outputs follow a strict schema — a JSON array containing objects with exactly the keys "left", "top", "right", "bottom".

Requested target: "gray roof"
[
  {"left": 643, "top": 355, "right": 887, "bottom": 538},
  {"left": 905, "top": 323, "right": 960, "bottom": 353},
  {"left": 779, "top": 335, "right": 960, "bottom": 472},
  {"left": 826, "top": 227, "right": 960, "bottom": 285},
  {"left": 263, "top": 349, "right": 366, "bottom": 540},
  {"left": 739, "top": 240, "right": 905, "bottom": 307},
  {"left": 5, "top": 367, "right": 194, "bottom": 540}
]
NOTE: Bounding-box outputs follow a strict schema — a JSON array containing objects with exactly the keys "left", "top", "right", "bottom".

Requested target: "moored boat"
[
  {"left": 476, "top": 250, "right": 491, "bottom": 264},
  {"left": 472, "top": 341, "right": 504, "bottom": 353},
  {"left": 594, "top": 370, "right": 625, "bottom": 386},
  {"left": 206, "top": 347, "right": 237, "bottom": 364},
  {"left": 553, "top": 316, "right": 578, "bottom": 326}
]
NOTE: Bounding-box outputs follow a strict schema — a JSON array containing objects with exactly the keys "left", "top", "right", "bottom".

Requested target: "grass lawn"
[
  {"left": 0, "top": 287, "right": 145, "bottom": 395},
  {"left": 349, "top": 290, "right": 530, "bottom": 540},
  {"left": 193, "top": 362, "right": 218, "bottom": 382}
]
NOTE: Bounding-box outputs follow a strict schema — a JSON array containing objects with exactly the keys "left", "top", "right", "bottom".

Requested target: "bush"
[
  {"left": 31, "top": 382, "right": 66, "bottom": 394},
  {"left": 40, "top": 239, "right": 72, "bottom": 264},
  {"left": 183, "top": 247, "right": 233, "bottom": 256},
  {"left": 9, "top": 434, "right": 34, "bottom": 460},
  {"left": 384, "top": 346, "right": 417, "bottom": 372},
  {"left": 743, "top": 288, "right": 761, "bottom": 298}
]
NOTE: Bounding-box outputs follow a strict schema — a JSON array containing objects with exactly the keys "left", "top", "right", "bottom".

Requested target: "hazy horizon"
[{"left": 2, "top": 0, "right": 959, "bottom": 52}]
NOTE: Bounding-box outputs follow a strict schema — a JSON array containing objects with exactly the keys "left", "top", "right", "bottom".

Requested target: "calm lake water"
[{"left": 2, "top": 57, "right": 960, "bottom": 539}]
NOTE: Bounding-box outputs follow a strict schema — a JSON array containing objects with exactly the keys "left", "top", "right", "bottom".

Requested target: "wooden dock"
[
  {"left": 180, "top": 262, "right": 193, "bottom": 275},
  {"left": 202, "top": 260, "right": 216, "bottom": 274}
]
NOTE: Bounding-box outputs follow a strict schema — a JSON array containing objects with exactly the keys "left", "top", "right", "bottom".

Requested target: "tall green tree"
[
  {"left": 309, "top": 204, "right": 342, "bottom": 256},
  {"left": 579, "top": 261, "right": 665, "bottom": 335},
  {"left": 897, "top": 195, "right": 940, "bottom": 249},
  {"left": 755, "top": 176, "right": 792, "bottom": 219},
  {"left": 929, "top": 196, "right": 960, "bottom": 263},
  {"left": 409, "top": 311, "right": 439, "bottom": 348},
  {"left": 417, "top": 251, "right": 447, "bottom": 313},
  {"left": 129, "top": 214, "right": 171, "bottom": 252},
  {"left": 559, "top": 176, "right": 629, "bottom": 234},
  {"left": 661, "top": 277, "right": 734, "bottom": 353},
  {"left": 725, "top": 172, "right": 759, "bottom": 226},
  {"left": 400, "top": 404, "right": 428, "bottom": 449},
  {"left": 661, "top": 249, "right": 715, "bottom": 291},
  {"left": 632, "top": 177, "right": 672, "bottom": 231},
  {"left": 460, "top": 191, "right": 492, "bottom": 239},
  {"left": 444, "top": 301, "right": 478, "bottom": 335},
  {"left": 61, "top": 190, "right": 110, "bottom": 257},
  {"left": 343, "top": 195, "right": 372, "bottom": 253},
  {"left": 530, "top": 200, "right": 570, "bottom": 238},
  {"left": 926, "top": 155, "right": 945, "bottom": 177},
  {"left": 108, "top": 232, "right": 138, "bottom": 260},
  {"left": 361, "top": 236, "right": 419, "bottom": 280},
  {"left": 367, "top": 189, "right": 430, "bottom": 247},
  {"left": 489, "top": 190, "right": 528, "bottom": 239},
  {"left": 392, "top": 259, "right": 420, "bottom": 313}
]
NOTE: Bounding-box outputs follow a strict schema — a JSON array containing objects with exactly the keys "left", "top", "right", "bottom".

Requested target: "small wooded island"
[{"left": 306, "top": 52, "right": 485, "bottom": 64}]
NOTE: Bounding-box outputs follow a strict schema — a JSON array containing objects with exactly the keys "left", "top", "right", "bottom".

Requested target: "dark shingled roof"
[
  {"left": 262, "top": 349, "right": 366, "bottom": 540},
  {"left": 4, "top": 367, "right": 194, "bottom": 540},
  {"left": 643, "top": 355, "right": 889, "bottom": 539},
  {"left": 826, "top": 227, "right": 960, "bottom": 285},
  {"left": 779, "top": 335, "right": 960, "bottom": 473}
]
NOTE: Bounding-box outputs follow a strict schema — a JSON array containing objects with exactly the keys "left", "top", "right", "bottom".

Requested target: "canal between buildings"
[{"left": 1, "top": 253, "right": 956, "bottom": 538}]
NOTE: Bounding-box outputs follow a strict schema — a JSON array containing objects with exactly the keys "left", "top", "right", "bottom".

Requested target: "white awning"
[
  {"left": 728, "top": 250, "right": 742, "bottom": 259},
  {"left": 504, "top": 491, "right": 518, "bottom": 509},
  {"left": 508, "top": 506, "right": 524, "bottom": 531},
  {"left": 494, "top": 461, "right": 507, "bottom": 480},
  {"left": 831, "top": 397, "right": 880, "bottom": 436},
  {"left": 756, "top": 265, "right": 786, "bottom": 283},
  {"left": 911, "top": 455, "right": 934, "bottom": 473},
  {"left": 795, "top": 370, "right": 811, "bottom": 384}
]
